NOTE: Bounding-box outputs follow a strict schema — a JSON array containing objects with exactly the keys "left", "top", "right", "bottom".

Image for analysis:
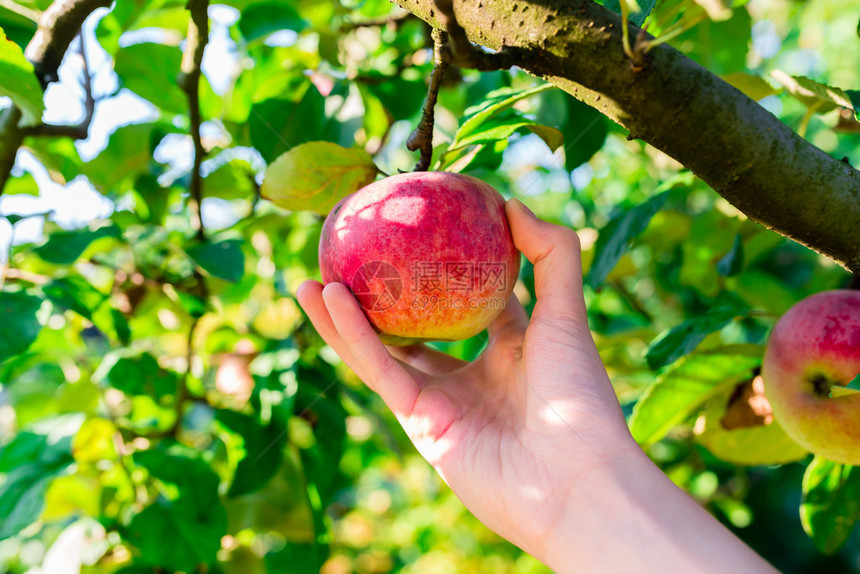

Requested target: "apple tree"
[{"left": 0, "top": 0, "right": 858, "bottom": 572}]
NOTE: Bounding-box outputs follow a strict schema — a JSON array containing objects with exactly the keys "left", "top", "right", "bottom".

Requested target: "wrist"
[
  {"left": 535, "top": 445, "right": 777, "bottom": 574},
  {"left": 536, "top": 444, "right": 656, "bottom": 572}
]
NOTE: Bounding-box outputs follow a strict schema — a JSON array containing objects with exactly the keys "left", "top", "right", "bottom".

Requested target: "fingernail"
[{"left": 508, "top": 197, "right": 536, "bottom": 218}]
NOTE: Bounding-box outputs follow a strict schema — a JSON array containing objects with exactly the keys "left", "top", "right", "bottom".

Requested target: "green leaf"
[
  {"left": 365, "top": 76, "right": 428, "bottom": 121},
  {"left": 34, "top": 224, "right": 121, "bottom": 264},
  {"left": 800, "top": 457, "right": 860, "bottom": 554},
  {"left": 215, "top": 409, "right": 287, "bottom": 497},
  {"left": 630, "top": 345, "right": 762, "bottom": 445},
  {"left": 96, "top": 353, "right": 178, "bottom": 400},
  {"left": 560, "top": 96, "right": 608, "bottom": 171},
  {"left": 95, "top": 0, "right": 187, "bottom": 56},
  {"left": 0, "top": 28, "right": 44, "bottom": 127},
  {"left": 295, "top": 382, "right": 346, "bottom": 508},
  {"left": 126, "top": 446, "right": 227, "bottom": 571},
  {"left": 3, "top": 172, "right": 38, "bottom": 195},
  {"left": 187, "top": 238, "right": 246, "bottom": 283},
  {"left": 716, "top": 233, "right": 744, "bottom": 277},
  {"left": 261, "top": 141, "right": 377, "bottom": 215},
  {"left": 527, "top": 124, "right": 565, "bottom": 152},
  {"left": 0, "top": 414, "right": 83, "bottom": 540},
  {"left": 0, "top": 8, "right": 38, "bottom": 49},
  {"left": 238, "top": 2, "right": 308, "bottom": 42},
  {"left": 449, "top": 109, "right": 562, "bottom": 152},
  {"left": 202, "top": 159, "right": 257, "bottom": 200},
  {"left": 85, "top": 123, "right": 177, "bottom": 193},
  {"left": 770, "top": 70, "right": 854, "bottom": 114},
  {"left": 114, "top": 43, "right": 188, "bottom": 115},
  {"left": 603, "top": 0, "right": 656, "bottom": 26},
  {"left": 721, "top": 72, "right": 779, "bottom": 101},
  {"left": 43, "top": 276, "right": 129, "bottom": 343},
  {"left": 847, "top": 90, "right": 860, "bottom": 121},
  {"left": 43, "top": 275, "right": 108, "bottom": 318},
  {"left": 174, "top": 291, "right": 209, "bottom": 318},
  {"left": 645, "top": 306, "right": 745, "bottom": 370},
  {"left": 249, "top": 87, "right": 333, "bottom": 163},
  {"left": 674, "top": 8, "right": 751, "bottom": 75},
  {"left": 265, "top": 542, "right": 327, "bottom": 574},
  {"left": 23, "top": 137, "right": 84, "bottom": 184},
  {"left": 586, "top": 189, "right": 672, "bottom": 290},
  {"left": 451, "top": 84, "right": 553, "bottom": 150},
  {"left": 0, "top": 290, "right": 43, "bottom": 362}
]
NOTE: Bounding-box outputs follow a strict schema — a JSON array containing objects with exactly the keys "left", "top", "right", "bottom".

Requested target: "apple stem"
[{"left": 808, "top": 372, "right": 833, "bottom": 398}]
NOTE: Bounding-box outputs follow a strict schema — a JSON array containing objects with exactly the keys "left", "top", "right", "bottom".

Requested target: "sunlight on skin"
[{"left": 298, "top": 200, "right": 779, "bottom": 573}]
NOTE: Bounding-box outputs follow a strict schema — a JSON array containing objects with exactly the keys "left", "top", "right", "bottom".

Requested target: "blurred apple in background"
[{"left": 215, "top": 339, "right": 258, "bottom": 406}]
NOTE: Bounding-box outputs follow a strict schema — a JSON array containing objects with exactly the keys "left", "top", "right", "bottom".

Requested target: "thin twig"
[
  {"left": 611, "top": 279, "right": 653, "bottom": 322},
  {"left": 23, "top": 34, "right": 95, "bottom": 140},
  {"left": 178, "top": 0, "right": 210, "bottom": 242},
  {"left": 0, "top": 108, "right": 23, "bottom": 194},
  {"left": 1, "top": 0, "right": 109, "bottom": 193},
  {"left": 171, "top": 316, "right": 200, "bottom": 439},
  {"left": 406, "top": 28, "right": 450, "bottom": 171}
]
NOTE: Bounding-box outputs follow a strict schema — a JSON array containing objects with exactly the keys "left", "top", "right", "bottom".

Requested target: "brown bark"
[{"left": 0, "top": 0, "right": 110, "bottom": 194}]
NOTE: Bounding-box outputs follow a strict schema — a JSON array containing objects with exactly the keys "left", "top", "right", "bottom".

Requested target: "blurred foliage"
[{"left": 0, "top": 0, "right": 859, "bottom": 572}]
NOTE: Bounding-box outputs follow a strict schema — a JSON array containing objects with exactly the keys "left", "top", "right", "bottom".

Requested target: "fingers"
[
  {"left": 505, "top": 198, "right": 587, "bottom": 326},
  {"left": 388, "top": 344, "right": 467, "bottom": 375},
  {"left": 296, "top": 281, "right": 355, "bottom": 362},
  {"left": 297, "top": 280, "right": 420, "bottom": 417},
  {"left": 487, "top": 293, "right": 529, "bottom": 340}
]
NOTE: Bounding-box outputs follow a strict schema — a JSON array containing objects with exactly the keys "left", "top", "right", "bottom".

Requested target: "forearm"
[{"left": 540, "top": 448, "right": 779, "bottom": 573}]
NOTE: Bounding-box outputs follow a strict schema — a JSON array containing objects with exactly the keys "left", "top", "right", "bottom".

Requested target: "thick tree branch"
[
  {"left": 434, "top": 0, "right": 520, "bottom": 70},
  {"left": 394, "top": 0, "right": 860, "bottom": 273},
  {"left": 178, "top": 0, "right": 209, "bottom": 242},
  {"left": 0, "top": 108, "right": 23, "bottom": 193},
  {"left": 0, "top": 0, "right": 110, "bottom": 193},
  {"left": 25, "top": 0, "right": 112, "bottom": 86}
]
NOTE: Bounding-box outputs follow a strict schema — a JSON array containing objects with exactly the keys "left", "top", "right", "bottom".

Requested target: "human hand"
[{"left": 296, "top": 198, "right": 639, "bottom": 560}]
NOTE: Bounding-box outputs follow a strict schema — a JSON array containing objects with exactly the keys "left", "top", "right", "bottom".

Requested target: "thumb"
[{"left": 505, "top": 198, "right": 587, "bottom": 326}]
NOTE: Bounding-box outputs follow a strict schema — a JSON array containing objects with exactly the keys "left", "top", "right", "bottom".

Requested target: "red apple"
[
  {"left": 762, "top": 290, "right": 860, "bottom": 465},
  {"left": 318, "top": 171, "right": 520, "bottom": 345}
]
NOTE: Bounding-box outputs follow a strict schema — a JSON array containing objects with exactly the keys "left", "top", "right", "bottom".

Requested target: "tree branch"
[
  {"left": 394, "top": 0, "right": 860, "bottom": 273},
  {"left": 407, "top": 28, "right": 450, "bottom": 171},
  {"left": 434, "top": 0, "right": 520, "bottom": 70},
  {"left": 22, "top": 35, "right": 95, "bottom": 140},
  {"left": 0, "top": 0, "right": 110, "bottom": 194},
  {"left": 178, "top": 0, "right": 210, "bottom": 242},
  {"left": 0, "top": 108, "right": 24, "bottom": 193},
  {"left": 25, "top": 0, "right": 112, "bottom": 87}
]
